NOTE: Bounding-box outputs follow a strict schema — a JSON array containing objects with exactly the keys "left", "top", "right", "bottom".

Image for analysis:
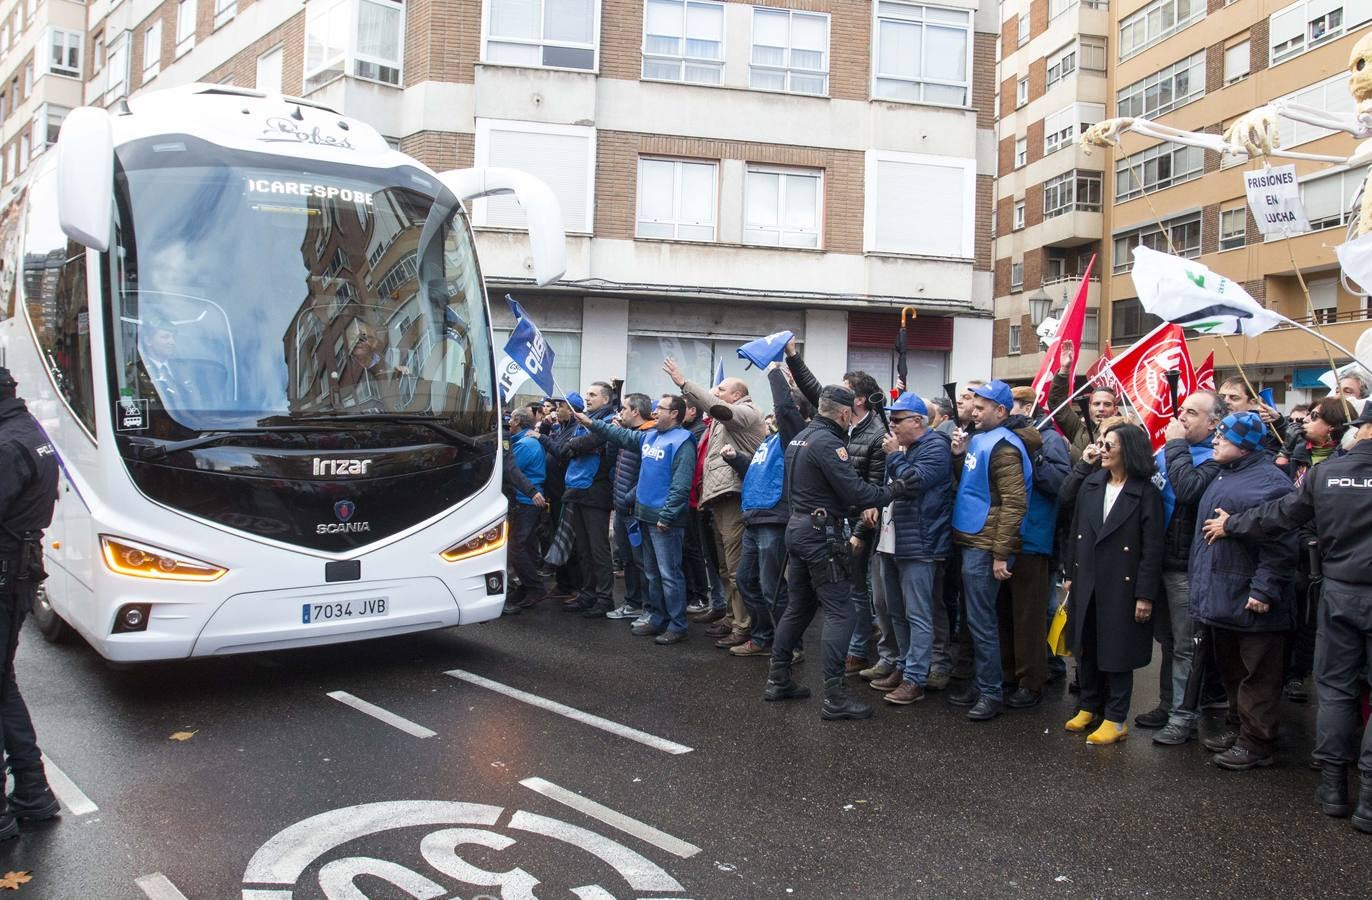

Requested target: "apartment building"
[
  {"left": 7, "top": 0, "right": 1005, "bottom": 408},
  {"left": 1102, "top": 0, "right": 1372, "bottom": 405},
  {"left": 0, "top": 0, "right": 85, "bottom": 194},
  {"left": 992, "top": 0, "right": 1109, "bottom": 383}
]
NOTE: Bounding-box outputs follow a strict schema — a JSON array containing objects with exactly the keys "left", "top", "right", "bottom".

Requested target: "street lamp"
[{"left": 1028, "top": 288, "right": 1052, "bottom": 327}]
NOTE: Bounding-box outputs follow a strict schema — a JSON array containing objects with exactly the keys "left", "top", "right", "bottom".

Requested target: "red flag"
[
  {"left": 1031, "top": 255, "right": 1096, "bottom": 411},
  {"left": 1109, "top": 324, "right": 1197, "bottom": 451},
  {"left": 1195, "top": 350, "right": 1216, "bottom": 390},
  {"left": 1084, "top": 341, "right": 1117, "bottom": 392}
]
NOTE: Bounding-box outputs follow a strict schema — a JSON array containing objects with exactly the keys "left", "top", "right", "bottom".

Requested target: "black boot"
[
  {"left": 7, "top": 767, "right": 60, "bottom": 822},
  {"left": 1354, "top": 772, "right": 1372, "bottom": 834},
  {"left": 763, "top": 662, "right": 810, "bottom": 702},
  {"left": 1317, "top": 766, "right": 1351, "bottom": 818},
  {"left": 821, "top": 676, "right": 872, "bottom": 721}
]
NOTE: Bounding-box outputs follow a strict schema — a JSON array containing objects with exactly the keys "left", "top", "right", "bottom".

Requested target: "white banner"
[
  {"left": 1243, "top": 164, "right": 1310, "bottom": 237},
  {"left": 1130, "top": 247, "right": 1284, "bottom": 337}
]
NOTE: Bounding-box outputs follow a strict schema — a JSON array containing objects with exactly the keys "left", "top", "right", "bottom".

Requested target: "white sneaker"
[
  {"left": 631, "top": 613, "right": 652, "bottom": 628},
  {"left": 606, "top": 604, "right": 641, "bottom": 620},
  {"left": 685, "top": 601, "right": 709, "bottom": 615}
]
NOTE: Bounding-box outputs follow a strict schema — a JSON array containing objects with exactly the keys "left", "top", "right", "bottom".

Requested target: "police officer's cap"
[{"left": 820, "top": 384, "right": 855, "bottom": 409}]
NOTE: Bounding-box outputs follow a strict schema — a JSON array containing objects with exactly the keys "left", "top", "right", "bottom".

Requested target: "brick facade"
[
  {"left": 1024, "top": 182, "right": 1044, "bottom": 229},
  {"left": 1028, "top": 57, "right": 1045, "bottom": 105},
  {"left": 998, "top": 135, "right": 1014, "bottom": 176},
  {"left": 1029, "top": 0, "right": 1048, "bottom": 39},
  {"left": 975, "top": 174, "right": 993, "bottom": 270},
  {"left": 1026, "top": 119, "right": 1044, "bottom": 165},
  {"left": 399, "top": 131, "right": 476, "bottom": 172},
  {"left": 993, "top": 316, "right": 1010, "bottom": 357},
  {"left": 203, "top": 13, "right": 307, "bottom": 97},
  {"left": 404, "top": 0, "right": 481, "bottom": 85},
  {"left": 1250, "top": 18, "right": 1269, "bottom": 75},
  {"left": 973, "top": 32, "right": 997, "bottom": 130},
  {"left": 1205, "top": 42, "right": 1223, "bottom": 95},
  {"left": 995, "top": 256, "right": 1011, "bottom": 297},
  {"left": 1023, "top": 246, "right": 1043, "bottom": 291},
  {"left": 1000, "top": 74, "right": 1017, "bottom": 119},
  {"left": 1201, "top": 202, "right": 1219, "bottom": 255}
]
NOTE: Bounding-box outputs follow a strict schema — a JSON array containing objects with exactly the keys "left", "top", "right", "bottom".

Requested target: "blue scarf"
[{"left": 1156, "top": 437, "right": 1214, "bottom": 525}]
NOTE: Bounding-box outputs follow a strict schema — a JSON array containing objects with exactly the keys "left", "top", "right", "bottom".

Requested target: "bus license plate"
[{"left": 301, "top": 597, "right": 388, "bottom": 624}]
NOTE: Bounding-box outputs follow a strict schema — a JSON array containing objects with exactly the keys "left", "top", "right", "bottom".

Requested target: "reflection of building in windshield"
[{"left": 284, "top": 187, "right": 436, "bottom": 415}]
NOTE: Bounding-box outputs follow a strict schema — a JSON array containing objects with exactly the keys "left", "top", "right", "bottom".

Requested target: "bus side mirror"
[
  {"left": 437, "top": 167, "right": 566, "bottom": 287},
  {"left": 56, "top": 107, "right": 115, "bottom": 253}
]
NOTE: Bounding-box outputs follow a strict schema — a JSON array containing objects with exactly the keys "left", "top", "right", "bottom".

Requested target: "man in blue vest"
[
  {"left": 721, "top": 362, "right": 811, "bottom": 657},
  {"left": 560, "top": 383, "right": 618, "bottom": 618},
  {"left": 578, "top": 396, "right": 697, "bottom": 644},
  {"left": 764, "top": 385, "right": 910, "bottom": 720},
  {"left": 504, "top": 409, "right": 548, "bottom": 616},
  {"left": 1149, "top": 389, "right": 1224, "bottom": 745},
  {"left": 949, "top": 380, "right": 1037, "bottom": 722}
]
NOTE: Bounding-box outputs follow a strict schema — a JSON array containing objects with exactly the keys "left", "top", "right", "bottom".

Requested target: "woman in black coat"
[{"left": 1060, "top": 423, "right": 1165, "bottom": 745}]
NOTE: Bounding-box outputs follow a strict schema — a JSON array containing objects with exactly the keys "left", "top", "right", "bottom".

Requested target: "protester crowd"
[{"left": 499, "top": 341, "right": 1372, "bottom": 834}]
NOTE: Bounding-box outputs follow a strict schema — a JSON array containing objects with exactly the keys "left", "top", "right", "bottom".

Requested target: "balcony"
[{"left": 1035, "top": 208, "right": 1103, "bottom": 249}]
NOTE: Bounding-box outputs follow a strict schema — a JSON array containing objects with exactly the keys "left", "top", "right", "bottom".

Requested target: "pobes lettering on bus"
[{"left": 246, "top": 178, "right": 374, "bottom": 206}]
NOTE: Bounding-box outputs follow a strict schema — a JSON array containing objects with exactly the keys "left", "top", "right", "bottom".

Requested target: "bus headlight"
[
  {"left": 100, "top": 536, "right": 228, "bottom": 582},
  {"left": 440, "top": 520, "right": 507, "bottom": 562}
]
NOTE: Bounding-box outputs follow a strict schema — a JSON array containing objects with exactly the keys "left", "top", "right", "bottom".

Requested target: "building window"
[
  {"left": 872, "top": 2, "right": 973, "bottom": 107},
  {"left": 642, "top": 0, "right": 724, "bottom": 85},
  {"left": 1010, "top": 261, "right": 1024, "bottom": 290},
  {"left": 1115, "top": 50, "right": 1205, "bottom": 119},
  {"left": 1113, "top": 213, "right": 1202, "bottom": 273},
  {"left": 257, "top": 45, "right": 284, "bottom": 93},
  {"left": 1043, "top": 170, "right": 1103, "bottom": 218},
  {"left": 215, "top": 0, "right": 237, "bottom": 29},
  {"left": 750, "top": 8, "right": 829, "bottom": 96},
  {"left": 1269, "top": 0, "right": 1370, "bottom": 65},
  {"left": 1083, "top": 309, "right": 1099, "bottom": 348},
  {"left": 1220, "top": 207, "right": 1246, "bottom": 249},
  {"left": 1224, "top": 40, "right": 1250, "bottom": 85},
  {"left": 176, "top": 0, "right": 196, "bottom": 56},
  {"left": 1079, "top": 35, "right": 1107, "bottom": 70},
  {"left": 1044, "top": 102, "right": 1103, "bottom": 154},
  {"left": 474, "top": 119, "right": 595, "bottom": 233},
  {"left": 1046, "top": 42, "right": 1076, "bottom": 89},
  {"left": 1309, "top": 279, "right": 1339, "bottom": 324},
  {"left": 1118, "top": 0, "right": 1205, "bottom": 62},
  {"left": 1277, "top": 72, "right": 1355, "bottom": 149},
  {"left": 17, "top": 133, "right": 28, "bottom": 172},
  {"left": 1014, "top": 136, "right": 1026, "bottom": 168},
  {"left": 866, "top": 150, "right": 974, "bottom": 256},
  {"left": 744, "top": 165, "right": 822, "bottom": 248},
  {"left": 1111, "top": 298, "right": 1162, "bottom": 342},
  {"left": 143, "top": 21, "right": 162, "bottom": 81},
  {"left": 47, "top": 29, "right": 82, "bottom": 78},
  {"left": 1016, "top": 77, "right": 1028, "bottom": 107},
  {"left": 105, "top": 34, "right": 128, "bottom": 101},
  {"left": 22, "top": 60, "right": 31, "bottom": 98},
  {"left": 92, "top": 31, "right": 105, "bottom": 72},
  {"left": 1013, "top": 199, "right": 1025, "bottom": 229},
  {"left": 1300, "top": 166, "right": 1365, "bottom": 231},
  {"left": 1115, "top": 141, "right": 1204, "bottom": 201},
  {"left": 637, "top": 157, "right": 717, "bottom": 241},
  {"left": 1009, "top": 323, "right": 1022, "bottom": 354},
  {"left": 305, "top": 0, "right": 405, "bottom": 92},
  {"left": 1, "top": 22, "right": 8, "bottom": 56},
  {"left": 486, "top": 0, "right": 597, "bottom": 71},
  {"left": 1016, "top": 14, "right": 1028, "bottom": 47}
]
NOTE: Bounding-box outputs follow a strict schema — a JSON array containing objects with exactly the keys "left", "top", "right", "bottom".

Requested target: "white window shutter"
[
  {"left": 874, "top": 160, "right": 965, "bottom": 256},
  {"left": 1348, "top": 0, "right": 1372, "bottom": 28},
  {"left": 1268, "top": 3, "right": 1306, "bottom": 50},
  {"left": 484, "top": 128, "right": 592, "bottom": 232}
]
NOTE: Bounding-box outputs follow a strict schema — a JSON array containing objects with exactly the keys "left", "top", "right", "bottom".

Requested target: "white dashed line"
[
  {"left": 135, "top": 873, "right": 189, "bottom": 900},
  {"left": 520, "top": 777, "right": 701, "bottom": 859},
  {"left": 326, "top": 691, "right": 437, "bottom": 739},
  {"left": 41, "top": 752, "right": 97, "bottom": 816},
  {"left": 444, "top": 670, "right": 693, "bottom": 755}
]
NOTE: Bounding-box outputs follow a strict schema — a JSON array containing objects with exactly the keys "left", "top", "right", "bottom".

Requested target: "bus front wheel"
[{"left": 30, "top": 585, "right": 71, "bottom": 643}]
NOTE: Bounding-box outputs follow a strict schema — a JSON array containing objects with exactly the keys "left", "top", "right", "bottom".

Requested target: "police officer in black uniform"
[
  {"left": 1203, "top": 400, "right": 1372, "bottom": 832},
  {"left": 765, "top": 385, "right": 908, "bottom": 720},
  {"left": 0, "top": 368, "right": 62, "bottom": 838}
]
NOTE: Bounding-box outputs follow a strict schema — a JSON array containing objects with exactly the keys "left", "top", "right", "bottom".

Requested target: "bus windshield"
[{"left": 108, "top": 137, "right": 496, "bottom": 438}]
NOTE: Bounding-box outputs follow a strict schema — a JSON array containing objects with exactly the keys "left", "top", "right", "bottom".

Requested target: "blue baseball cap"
[
  {"left": 889, "top": 393, "right": 929, "bottom": 417},
  {"left": 564, "top": 391, "right": 586, "bottom": 413},
  {"left": 972, "top": 380, "right": 1014, "bottom": 411}
]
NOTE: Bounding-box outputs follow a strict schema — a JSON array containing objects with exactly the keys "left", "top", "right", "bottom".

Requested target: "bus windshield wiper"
[
  {"left": 264, "top": 413, "right": 486, "bottom": 448},
  {"left": 124, "top": 426, "right": 331, "bottom": 461}
]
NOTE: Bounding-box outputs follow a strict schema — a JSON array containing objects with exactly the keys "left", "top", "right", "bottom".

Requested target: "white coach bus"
[{"left": 0, "top": 84, "right": 564, "bottom": 661}]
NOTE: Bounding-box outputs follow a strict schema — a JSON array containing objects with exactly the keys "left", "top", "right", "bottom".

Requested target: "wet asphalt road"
[{"left": 5, "top": 580, "right": 1372, "bottom": 899}]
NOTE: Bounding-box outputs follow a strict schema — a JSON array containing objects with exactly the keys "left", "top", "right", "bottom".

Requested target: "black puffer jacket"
[{"left": 1160, "top": 437, "right": 1219, "bottom": 572}]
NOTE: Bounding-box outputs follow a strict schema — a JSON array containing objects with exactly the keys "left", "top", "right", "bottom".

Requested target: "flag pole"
[
  {"left": 1215, "top": 333, "right": 1285, "bottom": 444},
  {"left": 1036, "top": 323, "right": 1170, "bottom": 430}
]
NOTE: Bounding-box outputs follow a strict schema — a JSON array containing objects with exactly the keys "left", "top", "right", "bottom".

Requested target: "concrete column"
[
  {"left": 581, "top": 295, "right": 629, "bottom": 385},
  {"left": 950, "top": 316, "right": 993, "bottom": 389},
  {"left": 802, "top": 308, "right": 849, "bottom": 384}
]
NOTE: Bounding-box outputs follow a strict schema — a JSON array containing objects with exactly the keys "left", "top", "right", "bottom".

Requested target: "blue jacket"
[
  {"left": 611, "top": 422, "right": 654, "bottom": 514},
  {"left": 561, "top": 405, "right": 616, "bottom": 509},
  {"left": 1020, "top": 426, "right": 1070, "bottom": 556},
  {"left": 724, "top": 367, "right": 807, "bottom": 528},
  {"left": 508, "top": 429, "right": 546, "bottom": 506},
  {"left": 588, "top": 419, "right": 696, "bottom": 528},
  {"left": 884, "top": 428, "right": 953, "bottom": 561},
  {"left": 1188, "top": 450, "right": 1298, "bottom": 632}
]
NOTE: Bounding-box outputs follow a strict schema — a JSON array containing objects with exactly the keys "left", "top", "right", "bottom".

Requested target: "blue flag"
[
  {"left": 714, "top": 358, "right": 726, "bottom": 387},
  {"left": 737, "top": 330, "right": 793, "bottom": 370},
  {"left": 503, "top": 295, "right": 557, "bottom": 396}
]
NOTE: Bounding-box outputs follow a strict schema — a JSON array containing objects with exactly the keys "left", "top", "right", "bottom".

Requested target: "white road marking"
[
  {"left": 507, "top": 810, "right": 684, "bottom": 892},
  {"left": 134, "top": 873, "right": 189, "bottom": 900},
  {"left": 40, "top": 752, "right": 97, "bottom": 816},
  {"left": 520, "top": 777, "right": 701, "bottom": 859},
  {"left": 444, "top": 670, "right": 693, "bottom": 755},
  {"left": 326, "top": 691, "right": 437, "bottom": 738}
]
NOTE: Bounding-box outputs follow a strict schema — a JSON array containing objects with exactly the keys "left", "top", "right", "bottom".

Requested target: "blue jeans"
[
  {"left": 960, "top": 547, "right": 1005, "bottom": 702},
  {"left": 738, "top": 524, "right": 787, "bottom": 646},
  {"left": 846, "top": 540, "right": 875, "bottom": 657},
  {"left": 613, "top": 511, "right": 644, "bottom": 610},
  {"left": 892, "top": 558, "right": 938, "bottom": 685},
  {"left": 641, "top": 523, "right": 687, "bottom": 633}
]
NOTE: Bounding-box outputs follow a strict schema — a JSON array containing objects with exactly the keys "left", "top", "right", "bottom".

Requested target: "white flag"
[
  {"left": 1130, "top": 246, "right": 1284, "bottom": 337},
  {"left": 1336, "top": 231, "right": 1372, "bottom": 295}
]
